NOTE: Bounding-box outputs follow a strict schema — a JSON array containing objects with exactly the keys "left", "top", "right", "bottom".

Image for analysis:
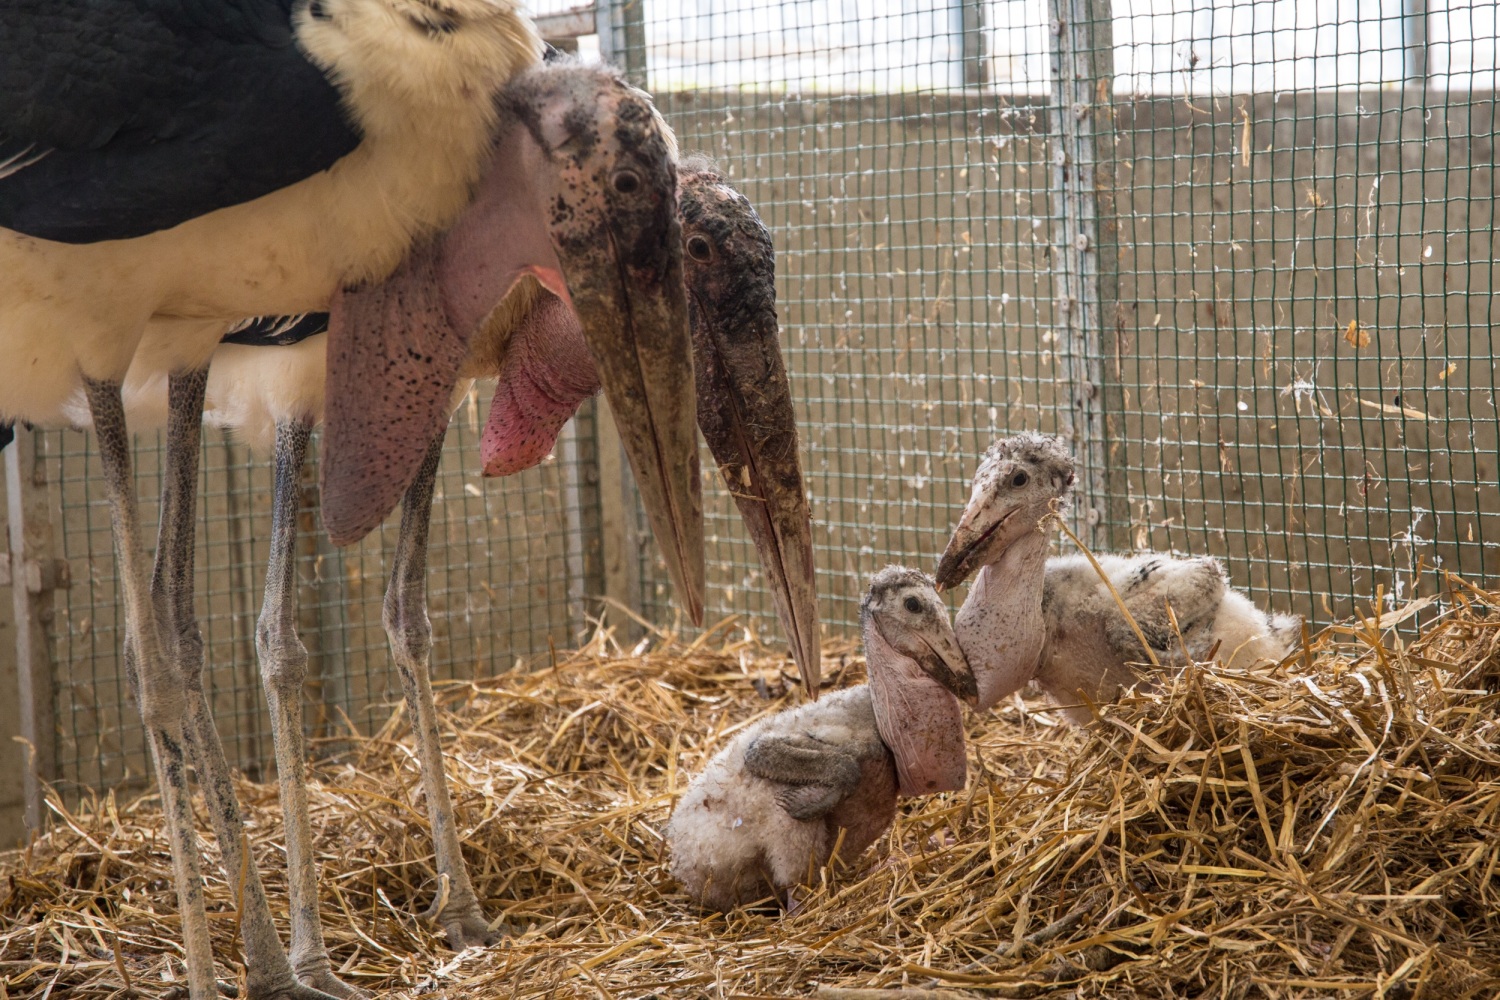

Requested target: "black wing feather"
[
  {"left": 0, "top": 0, "right": 360, "bottom": 242},
  {"left": 221, "top": 313, "right": 329, "bottom": 346}
]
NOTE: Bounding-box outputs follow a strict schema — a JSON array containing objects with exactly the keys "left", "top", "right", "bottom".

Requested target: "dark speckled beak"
[
  {"left": 679, "top": 169, "right": 821, "bottom": 695},
  {"left": 934, "top": 501, "right": 1027, "bottom": 592},
  {"left": 535, "top": 77, "right": 704, "bottom": 625}
]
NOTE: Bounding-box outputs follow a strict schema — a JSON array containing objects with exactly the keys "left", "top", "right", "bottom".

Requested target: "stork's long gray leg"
[
  {"left": 84, "top": 376, "right": 217, "bottom": 1000},
  {"left": 384, "top": 429, "right": 497, "bottom": 949},
  {"left": 254, "top": 420, "right": 369, "bottom": 999},
  {"left": 151, "top": 373, "right": 341, "bottom": 1000}
]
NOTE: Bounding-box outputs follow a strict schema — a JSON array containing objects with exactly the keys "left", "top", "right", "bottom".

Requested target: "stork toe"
[
  {"left": 294, "top": 970, "right": 372, "bottom": 1000},
  {"left": 251, "top": 984, "right": 346, "bottom": 1000},
  {"left": 433, "top": 908, "right": 502, "bottom": 950}
]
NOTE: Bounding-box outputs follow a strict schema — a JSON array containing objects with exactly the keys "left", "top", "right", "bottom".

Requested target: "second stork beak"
[
  {"left": 680, "top": 169, "right": 821, "bottom": 695},
  {"left": 526, "top": 68, "right": 705, "bottom": 625},
  {"left": 914, "top": 626, "right": 979, "bottom": 704}
]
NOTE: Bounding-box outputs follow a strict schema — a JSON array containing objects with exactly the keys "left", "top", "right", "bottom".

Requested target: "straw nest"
[{"left": 3, "top": 580, "right": 1498, "bottom": 999}]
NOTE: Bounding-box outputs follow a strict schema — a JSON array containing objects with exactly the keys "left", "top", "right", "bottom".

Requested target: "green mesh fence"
[
  {"left": 15, "top": 393, "right": 599, "bottom": 799},
  {"left": 635, "top": 0, "right": 1498, "bottom": 647},
  {"left": 4, "top": 0, "right": 1497, "bottom": 805}
]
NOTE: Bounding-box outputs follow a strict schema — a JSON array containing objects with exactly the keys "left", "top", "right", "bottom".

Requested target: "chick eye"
[
  {"left": 1011, "top": 470, "right": 1029, "bottom": 487},
  {"left": 612, "top": 170, "right": 641, "bottom": 194},
  {"left": 687, "top": 234, "right": 713, "bottom": 262},
  {"left": 904, "top": 596, "right": 923, "bottom": 614}
]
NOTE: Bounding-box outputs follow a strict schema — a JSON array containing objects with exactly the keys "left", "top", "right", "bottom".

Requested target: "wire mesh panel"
[
  {"left": 639, "top": 1, "right": 1064, "bottom": 637},
  {"left": 634, "top": 0, "right": 1497, "bottom": 644},
  {"left": 1107, "top": 0, "right": 1498, "bottom": 617},
  {"left": 37, "top": 391, "right": 598, "bottom": 798}
]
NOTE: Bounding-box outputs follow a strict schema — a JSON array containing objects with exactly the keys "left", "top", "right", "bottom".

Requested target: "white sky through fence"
[{"left": 529, "top": 1, "right": 1500, "bottom": 93}]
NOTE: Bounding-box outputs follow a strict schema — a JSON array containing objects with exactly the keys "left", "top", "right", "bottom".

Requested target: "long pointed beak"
[
  {"left": 541, "top": 83, "right": 704, "bottom": 625},
  {"left": 694, "top": 317, "right": 820, "bottom": 694},
  {"left": 909, "top": 625, "right": 979, "bottom": 704},
  {"left": 678, "top": 169, "right": 820, "bottom": 693},
  {"left": 566, "top": 247, "right": 704, "bottom": 625},
  {"left": 934, "top": 500, "right": 1023, "bottom": 592}
]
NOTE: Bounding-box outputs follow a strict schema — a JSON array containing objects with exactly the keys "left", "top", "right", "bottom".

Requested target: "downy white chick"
[
  {"left": 933, "top": 433, "right": 1301, "bottom": 724},
  {"left": 667, "top": 566, "right": 975, "bottom": 911}
]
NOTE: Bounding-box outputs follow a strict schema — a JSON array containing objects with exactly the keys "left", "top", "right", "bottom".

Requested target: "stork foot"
[
  {"left": 437, "top": 909, "right": 502, "bottom": 950},
  {"left": 242, "top": 982, "right": 344, "bottom": 1000},
  {"left": 423, "top": 893, "right": 500, "bottom": 949},
  {"left": 295, "top": 969, "right": 372, "bottom": 1000}
]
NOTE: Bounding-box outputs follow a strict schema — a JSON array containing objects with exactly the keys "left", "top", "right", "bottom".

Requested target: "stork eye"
[
  {"left": 613, "top": 170, "right": 641, "bottom": 194},
  {"left": 687, "top": 235, "right": 714, "bottom": 262},
  {"left": 904, "top": 596, "right": 923, "bottom": 614},
  {"left": 1011, "top": 470, "right": 1029, "bottom": 488}
]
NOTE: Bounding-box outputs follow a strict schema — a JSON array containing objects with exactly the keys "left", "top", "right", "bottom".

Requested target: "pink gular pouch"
[
  {"left": 864, "top": 609, "right": 969, "bottom": 798},
  {"left": 478, "top": 292, "right": 601, "bottom": 476}
]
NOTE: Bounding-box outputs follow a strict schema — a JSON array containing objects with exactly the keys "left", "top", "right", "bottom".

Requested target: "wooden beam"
[
  {"left": 594, "top": 406, "right": 642, "bottom": 638},
  {"left": 1048, "top": 0, "right": 1121, "bottom": 551},
  {"left": 536, "top": 4, "right": 597, "bottom": 43},
  {"left": 5, "top": 431, "right": 60, "bottom": 834}
]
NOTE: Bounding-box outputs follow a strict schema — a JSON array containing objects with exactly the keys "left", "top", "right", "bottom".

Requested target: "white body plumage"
[{"left": 0, "top": 0, "right": 537, "bottom": 427}]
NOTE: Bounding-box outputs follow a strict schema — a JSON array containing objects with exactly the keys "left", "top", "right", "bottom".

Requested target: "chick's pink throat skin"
[{"left": 864, "top": 624, "right": 968, "bottom": 797}]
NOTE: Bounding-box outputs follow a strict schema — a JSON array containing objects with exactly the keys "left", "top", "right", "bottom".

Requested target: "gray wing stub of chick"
[
  {"left": 665, "top": 685, "right": 898, "bottom": 912},
  {"left": 1100, "top": 554, "right": 1230, "bottom": 664},
  {"left": 743, "top": 733, "right": 866, "bottom": 820}
]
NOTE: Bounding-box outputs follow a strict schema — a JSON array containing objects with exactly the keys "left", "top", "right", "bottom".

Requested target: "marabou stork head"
[{"left": 321, "top": 61, "right": 705, "bottom": 623}]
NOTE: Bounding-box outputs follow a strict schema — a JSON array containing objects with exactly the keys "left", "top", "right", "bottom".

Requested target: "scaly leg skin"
[
  {"left": 151, "top": 373, "right": 343, "bottom": 1000},
  {"left": 254, "top": 420, "right": 371, "bottom": 999},
  {"left": 85, "top": 377, "right": 218, "bottom": 1000},
  {"left": 384, "top": 430, "right": 497, "bottom": 949}
]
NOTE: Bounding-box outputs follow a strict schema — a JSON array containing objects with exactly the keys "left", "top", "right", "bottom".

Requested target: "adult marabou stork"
[
  {"left": 0, "top": 8, "right": 700, "bottom": 997},
  {"left": 67, "top": 160, "right": 815, "bottom": 994}
]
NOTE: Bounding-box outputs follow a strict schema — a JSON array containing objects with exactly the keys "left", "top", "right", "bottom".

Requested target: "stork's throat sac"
[
  {"left": 480, "top": 292, "right": 601, "bottom": 476},
  {"left": 864, "top": 623, "right": 967, "bottom": 797}
]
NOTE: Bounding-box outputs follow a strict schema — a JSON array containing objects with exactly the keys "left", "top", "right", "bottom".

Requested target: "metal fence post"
[
  {"left": 1047, "top": 0, "right": 1121, "bottom": 551},
  {"left": 5, "top": 432, "right": 62, "bottom": 833},
  {"left": 597, "top": 0, "right": 647, "bottom": 85},
  {"left": 959, "top": 0, "right": 988, "bottom": 88},
  {"left": 558, "top": 402, "right": 612, "bottom": 641},
  {"left": 1403, "top": 0, "right": 1428, "bottom": 87}
]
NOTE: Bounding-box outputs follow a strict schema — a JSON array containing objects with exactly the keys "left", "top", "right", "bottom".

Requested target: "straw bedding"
[{"left": 3, "top": 581, "right": 1498, "bottom": 999}]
